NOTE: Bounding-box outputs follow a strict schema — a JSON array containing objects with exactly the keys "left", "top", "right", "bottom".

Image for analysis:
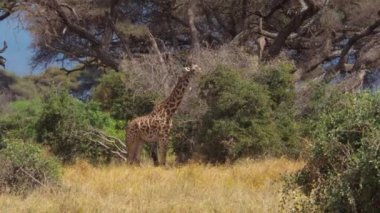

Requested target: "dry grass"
[{"left": 0, "top": 158, "right": 304, "bottom": 213}]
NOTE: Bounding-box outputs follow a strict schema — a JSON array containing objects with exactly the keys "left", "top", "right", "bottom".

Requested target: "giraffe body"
[{"left": 126, "top": 65, "right": 200, "bottom": 166}]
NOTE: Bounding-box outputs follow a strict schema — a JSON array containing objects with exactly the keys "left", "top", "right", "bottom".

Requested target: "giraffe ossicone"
[{"left": 125, "top": 64, "right": 200, "bottom": 166}]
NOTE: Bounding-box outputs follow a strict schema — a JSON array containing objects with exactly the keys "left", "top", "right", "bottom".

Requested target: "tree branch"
[
  {"left": 254, "top": 0, "right": 290, "bottom": 19},
  {"left": 337, "top": 18, "right": 380, "bottom": 72},
  {"left": 86, "top": 128, "right": 127, "bottom": 161},
  {"left": 58, "top": 3, "right": 79, "bottom": 20},
  {"left": 50, "top": 0, "right": 101, "bottom": 46},
  {"left": 47, "top": 0, "right": 121, "bottom": 71},
  {"left": 0, "top": 41, "right": 7, "bottom": 53},
  {"left": 187, "top": 1, "right": 201, "bottom": 53},
  {"left": 147, "top": 30, "right": 168, "bottom": 73},
  {"left": 0, "top": 56, "right": 6, "bottom": 68},
  {"left": 108, "top": 20, "right": 133, "bottom": 60},
  {"left": 0, "top": 2, "right": 16, "bottom": 21},
  {"left": 61, "top": 65, "right": 86, "bottom": 75},
  {"left": 267, "top": 0, "right": 320, "bottom": 58},
  {"left": 0, "top": 10, "right": 11, "bottom": 21},
  {"left": 17, "top": 167, "right": 45, "bottom": 187}
]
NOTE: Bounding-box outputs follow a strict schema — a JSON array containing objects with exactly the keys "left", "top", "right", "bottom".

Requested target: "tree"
[
  {"left": 0, "top": 0, "right": 17, "bottom": 68},
  {"left": 20, "top": 0, "right": 378, "bottom": 79}
]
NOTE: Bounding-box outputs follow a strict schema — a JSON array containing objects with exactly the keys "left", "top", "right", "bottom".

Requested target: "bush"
[
  {"left": 92, "top": 72, "right": 156, "bottom": 120},
  {"left": 171, "top": 117, "right": 198, "bottom": 163},
  {"left": 36, "top": 90, "right": 122, "bottom": 163},
  {"left": 196, "top": 63, "right": 299, "bottom": 163},
  {"left": 285, "top": 92, "right": 380, "bottom": 212},
  {"left": 0, "top": 99, "right": 42, "bottom": 140},
  {"left": 0, "top": 140, "right": 61, "bottom": 194}
]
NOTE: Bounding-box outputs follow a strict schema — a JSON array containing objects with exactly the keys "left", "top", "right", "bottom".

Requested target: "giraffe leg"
[
  {"left": 126, "top": 131, "right": 140, "bottom": 165},
  {"left": 127, "top": 140, "right": 137, "bottom": 164},
  {"left": 149, "top": 143, "right": 159, "bottom": 166},
  {"left": 134, "top": 141, "right": 144, "bottom": 164},
  {"left": 158, "top": 135, "right": 169, "bottom": 166}
]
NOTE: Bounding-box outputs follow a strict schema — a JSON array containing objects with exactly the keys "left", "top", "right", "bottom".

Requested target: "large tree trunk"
[{"left": 188, "top": 0, "right": 201, "bottom": 55}]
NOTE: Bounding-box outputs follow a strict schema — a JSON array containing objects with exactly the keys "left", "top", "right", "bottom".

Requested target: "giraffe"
[{"left": 125, "top": 64, "right": 200, "bottom": 166}]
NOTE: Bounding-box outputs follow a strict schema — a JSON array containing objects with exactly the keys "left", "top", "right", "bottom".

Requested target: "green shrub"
[
  {"left": 92, "top": 72, "right": 156, "bottom": 120},
  {"left": 196, "top": 64, "right": 299, "bottom": 163},
  {"left": 285, "top": 92, "right": 380, "bottom": 212},
  {"left": 36, "top": 91, "right": 122, "bottom": 163},
  {"left": 0, "top": 99, "right": 42, "bottom": 140},
  {"left": 171, "top": 116, "right": 197, "bottom": 163},
  {"left": 0, "top": 140, "right": 61, "bottom": 194}
]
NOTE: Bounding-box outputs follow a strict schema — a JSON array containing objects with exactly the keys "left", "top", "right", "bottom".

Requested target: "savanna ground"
[{"left": 0, "top": 158, "right": 303, "bottom": 213}]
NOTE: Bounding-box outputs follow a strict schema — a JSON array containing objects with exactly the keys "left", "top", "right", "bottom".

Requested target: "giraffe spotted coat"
[{"left": 125, "top": 65, "right": 200, "bottom": 166}]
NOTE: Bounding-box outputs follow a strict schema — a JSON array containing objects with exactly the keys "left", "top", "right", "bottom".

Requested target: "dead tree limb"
[
  {"left": 18, "top": 168, "right": 45, "bottom": 187},
  {"left": 85, "top": 128, "right": 127, "bottom": 161}
]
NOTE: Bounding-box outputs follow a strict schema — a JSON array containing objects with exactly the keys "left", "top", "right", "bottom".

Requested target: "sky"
[{"left": 0, "top": 15, "right": 37, "bottom": 76}]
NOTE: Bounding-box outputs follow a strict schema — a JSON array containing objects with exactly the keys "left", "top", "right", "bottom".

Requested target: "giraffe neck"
[{"left": 155, "top": 72, "right": 193, "bottom": 117}]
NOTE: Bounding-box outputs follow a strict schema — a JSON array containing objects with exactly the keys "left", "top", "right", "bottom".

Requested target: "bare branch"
[
  {"left": 254, "top": 0, "right": 290, "bottom": 19},
  {"left": 61, "top": 65, "right": 86, "bottom": 75},
  {"left": 0, "top": 56, "right": 6, "bottom": 68},
  {"left": 17, "top": 168, "right": 45, "bottom": 187},
  {"left": 49, "top": 0, "right": 101, "bottom": 46},
  {"left": 0, "top": 10, "right": 11, "bottom": 21},
  {"left": 147, "top": 30, "right": 168, "bottom": 73},
  {"left": 337, "top": 18, "right": 380, "bottom": 72},
  {"left": 85, "top": 128, "right": 127, "bottom": 161},
  {"left": 107, "top": 18, "right": 133, "bottom": 60},
  {"left": 267, "top": 0, "right": 320, "bottom": 59},
  {"left": 0, "top": 41, "right": 7, "bottom": 53},
  {"left": 188, "top": 0, "right": 201, "bottom": 54},
  {"left": 58, "top": 3, "right": 79, "bottom": 20}
]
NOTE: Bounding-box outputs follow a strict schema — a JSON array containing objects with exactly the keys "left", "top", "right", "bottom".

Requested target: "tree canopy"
[{"left": 0, "top": 0, "right": 374, "bottom": 81}]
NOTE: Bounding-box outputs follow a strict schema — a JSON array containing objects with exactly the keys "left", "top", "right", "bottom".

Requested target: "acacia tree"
[
  {"left": 18, "top": 0, "right": 380, "bottom": 80},
  {"left": 0, "top": 0, "right": 18, "bottom": 68}
]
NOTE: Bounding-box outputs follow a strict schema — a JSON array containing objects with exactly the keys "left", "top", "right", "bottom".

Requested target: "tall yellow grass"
[{"left": 0, "top": 158, "right": 303, "bottom": 213}]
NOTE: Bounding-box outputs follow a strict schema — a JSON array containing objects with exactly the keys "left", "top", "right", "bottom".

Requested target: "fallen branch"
[
  {"left": 85, "top": 128, "right": 127, "bottom": 161},
  {"left": 18, "top": 167, "right": 45, "bottom": 187}
]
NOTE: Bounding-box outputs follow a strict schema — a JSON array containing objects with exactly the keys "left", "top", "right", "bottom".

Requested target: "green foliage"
[
  {"left": 36, "top": 90, "right": 122, "bottom": 163},
  {"left": 93, "top": 72, "right": 156, "bottom": 120},
  {"left": 0, "top": 99, "right": 42, "bottom": 140},
  {"left": 196, "top": 63, "right": 299, "bottom": 163},
  {"left": 0, "top": 140, "right": 61, "bottom": 194},
  {"left": 287, "top": 91, "right": 380, "bottom": 212},
  {"left": 171, "top": 117, "right": 197, "bottom": 163}
]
